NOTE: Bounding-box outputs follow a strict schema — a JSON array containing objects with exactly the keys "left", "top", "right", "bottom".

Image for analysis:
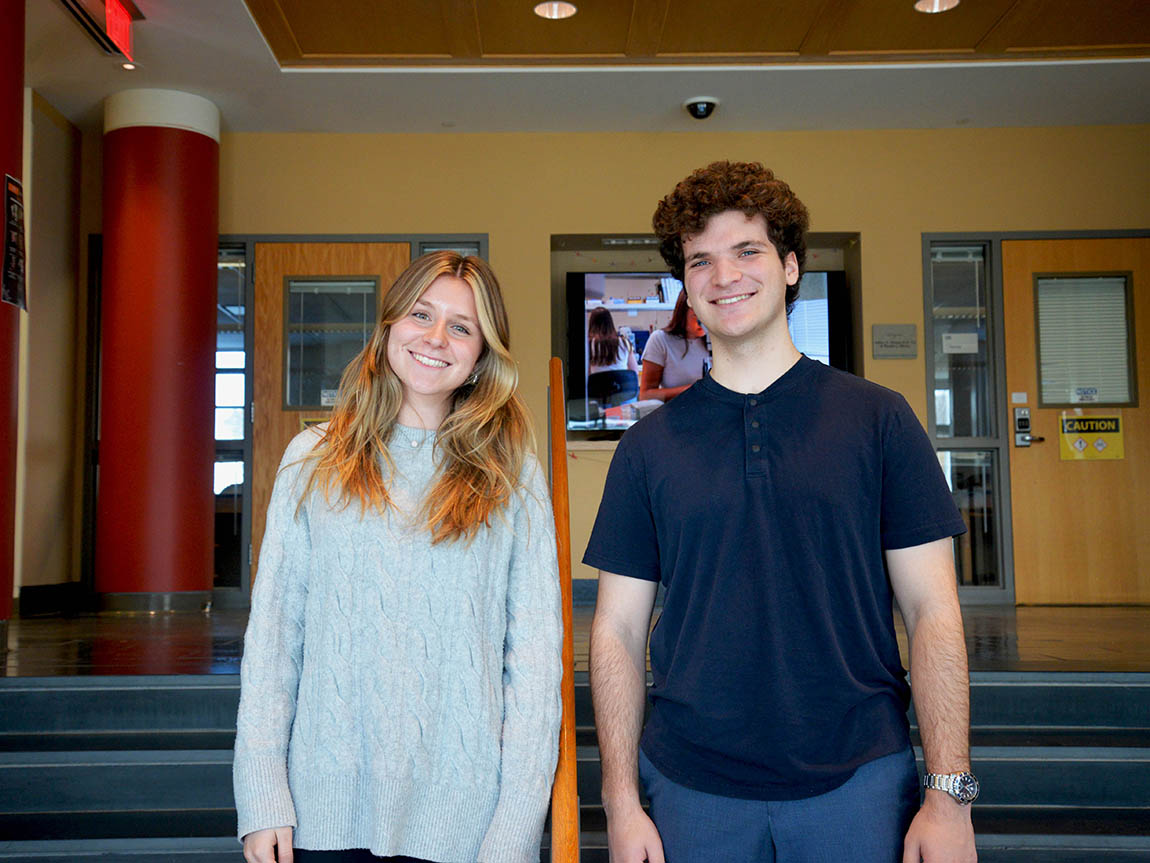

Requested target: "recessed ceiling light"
[
  {"left": 534, "top": 2, "right": 577, "bottom": 20},
  {"left": 121, "top": 62, "right": 137, "bottom": 70},
  {"left": 914, "top": 0, "right": 960, "bottom": 12}
]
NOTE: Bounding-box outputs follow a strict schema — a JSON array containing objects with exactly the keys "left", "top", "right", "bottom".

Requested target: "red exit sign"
[{"left": 105, "top": 0, "right": 132, "bottom": 61}]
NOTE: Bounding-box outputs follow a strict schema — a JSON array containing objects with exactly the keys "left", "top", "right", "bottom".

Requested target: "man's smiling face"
[{"left": 681, "top": 210, "right": 799, "bottom": 348}]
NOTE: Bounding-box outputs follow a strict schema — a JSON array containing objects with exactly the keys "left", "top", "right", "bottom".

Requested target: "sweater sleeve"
[
  {"left": 478, "top": 456, "right": 565, "bottom": 863},
  {"left": 232, "top": 429, "right": 319, "bottom": 841}
]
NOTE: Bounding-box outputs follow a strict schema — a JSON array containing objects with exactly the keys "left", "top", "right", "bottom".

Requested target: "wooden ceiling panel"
[
  {"left": 242, "top": 0, "right": 1150, "bottom": 67},
  {"left": 268, "top": 0, "right": 452, "bottom": 57},
  {"left": 657, "top": 0, "right": 819, "bottom": 56},
  {"left": 981, "top": 0, "right": 1150, "bottom": 53},
  {"left": 476, "top": 0, "right": 632, "bottom": 57},
  {"left": 825, "top": 0, "right": 1017, "bottom": 54}
]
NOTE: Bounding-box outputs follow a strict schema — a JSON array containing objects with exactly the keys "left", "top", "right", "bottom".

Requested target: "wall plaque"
[{"left": 872, "top": 324, "right": 916, "bottom": 359}]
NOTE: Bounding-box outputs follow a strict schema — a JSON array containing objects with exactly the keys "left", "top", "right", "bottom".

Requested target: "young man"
[{"left": 585, "top": 161, "right": 978, "bottom": 862}]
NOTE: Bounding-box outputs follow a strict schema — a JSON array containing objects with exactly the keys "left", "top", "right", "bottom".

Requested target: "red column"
[
  {"left": 96, "top": 90, "right": 219, "bottom": 604},
  {"left": 0, "top": 0, "right": 25, "bottom": 626}
]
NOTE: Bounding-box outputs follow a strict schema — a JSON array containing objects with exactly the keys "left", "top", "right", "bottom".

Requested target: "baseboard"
[{"left": 17, "top": 582, "right": 90, "bottom": 617}]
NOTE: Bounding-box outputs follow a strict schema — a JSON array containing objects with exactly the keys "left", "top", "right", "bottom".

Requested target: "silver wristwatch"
[{"left": 923, "top": 771, "right": 980, "bottom": 805}]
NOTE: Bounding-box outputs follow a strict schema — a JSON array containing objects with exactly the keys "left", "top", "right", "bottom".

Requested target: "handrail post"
[{"left": 548, "top": 357, "right": 580, "bottom": 863}]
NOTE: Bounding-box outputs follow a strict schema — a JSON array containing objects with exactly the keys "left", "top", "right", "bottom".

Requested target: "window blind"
[{"left": 1036, "top": 276, "right": 1132, "bottom": 404}]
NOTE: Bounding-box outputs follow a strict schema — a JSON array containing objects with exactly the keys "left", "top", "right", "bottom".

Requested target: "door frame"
[{"left": 922, "top": 229, "right": 1150, "bottom": 606}]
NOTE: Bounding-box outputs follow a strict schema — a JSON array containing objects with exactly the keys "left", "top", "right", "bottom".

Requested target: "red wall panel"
[{"left": 0, "top": 0, "right": 25, "bottom": 620}]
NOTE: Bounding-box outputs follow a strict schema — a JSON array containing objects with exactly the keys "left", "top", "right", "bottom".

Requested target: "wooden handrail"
[{"left": 548, "top": 357, "right": 580, "bottom": 863}]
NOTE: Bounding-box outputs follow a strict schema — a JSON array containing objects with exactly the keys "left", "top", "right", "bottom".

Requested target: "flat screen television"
[{"left": 564, "top": 269, "right": 853, "bottom": 435}]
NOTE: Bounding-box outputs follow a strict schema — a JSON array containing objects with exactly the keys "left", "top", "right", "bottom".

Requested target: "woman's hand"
[{"left": 243, "top": 826, "right": 293, "bottom": 863}]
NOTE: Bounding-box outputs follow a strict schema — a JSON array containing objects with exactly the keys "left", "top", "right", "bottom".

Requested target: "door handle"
[{"left": 1022, "top": 434, "right": 1045, "bottom": 443}]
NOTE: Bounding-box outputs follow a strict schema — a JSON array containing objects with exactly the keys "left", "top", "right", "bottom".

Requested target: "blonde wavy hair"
[{"left": 299, "top": 250, "right": 534, "bottom": 544}]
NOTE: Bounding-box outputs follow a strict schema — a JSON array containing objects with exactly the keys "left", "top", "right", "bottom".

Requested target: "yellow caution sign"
[{"left": 1059, "top": 412, "right": 1124, "bottom": 460}]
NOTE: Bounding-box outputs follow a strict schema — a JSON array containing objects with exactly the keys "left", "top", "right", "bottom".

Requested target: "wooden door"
[
  {"left": 1003, "top": 238, "right": 1150, "bottom": 603},
  {"left": 252, "top": 242, "right": 410, "bottom": 582}
]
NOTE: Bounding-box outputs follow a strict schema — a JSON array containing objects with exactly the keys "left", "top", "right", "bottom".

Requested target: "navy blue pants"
[{"left": 639, "top": 747, "right": 920, "bottom": 863}]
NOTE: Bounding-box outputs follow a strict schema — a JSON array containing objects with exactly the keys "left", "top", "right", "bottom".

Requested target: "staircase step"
[
  {"left": 974, "top": 807, "right": 1150, "bottom": 836},
  {"left": 0, "top": 837, "right": 244, "bottom": 862},
  {"left": 975, "top": 834, "right": 1150, "bottom": 862},
  {"left": 0, "top": 731, "right": 236, "bottom": 753},
  {"left": 0, "top": 677, "right": 240, "bottom": 735},
  {"left": 572, "top": 745, "right": 1150, "bottom": 808},
  {"left": 933, "top": 728, "right": 1150, "bottom": 748},
  {"left": 576, "top": 726, "right": 1150, "bottom": 750},
  {"left": 940, "top": 673, "right": 1150, "bottom": 730},
  {"left": 574, "top": 672, "right": 1150, "bottom": 734},
  {"left": 571, "top": 804, "right": 1150, "bottom": 838},
  {"left": 0, "top": 810, "right": 237, "bottom": 842},
  {"left": 969, "top": 746, "right": 1150, "bottom": 807},
  {"left": 5, "top": 834, "right": 1143, "bottom": 863},
  {"left": 568, "top": 827, "right": 1150, "bottom": 863},
  {"left": 0, "top": 751, "right": 235, "bottom": 815}
]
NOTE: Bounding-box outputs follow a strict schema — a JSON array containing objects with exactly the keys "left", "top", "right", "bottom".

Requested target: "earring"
[{"left": 464, "top": 370, "right": 479, "bottom": 386}]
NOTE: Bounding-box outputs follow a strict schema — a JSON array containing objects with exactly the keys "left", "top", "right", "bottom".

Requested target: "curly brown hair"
[{"left": 652, "top": 161, "right": 810, "bottom": 311}]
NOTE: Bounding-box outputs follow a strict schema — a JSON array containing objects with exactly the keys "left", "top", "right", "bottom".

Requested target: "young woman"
[
  {"left": 587, "top": 306, "right": 639, "bottom": 375},
  {"left": 639, "top": 290, "right": 710, "bottom": 402},
  {"left": 234, "top": 251, "right": 563, "bottom": 863}
]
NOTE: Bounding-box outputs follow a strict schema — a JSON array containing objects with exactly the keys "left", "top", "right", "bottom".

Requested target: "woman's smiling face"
[{"left": 386, "top": 274, "right": 484, "bottom": 427}]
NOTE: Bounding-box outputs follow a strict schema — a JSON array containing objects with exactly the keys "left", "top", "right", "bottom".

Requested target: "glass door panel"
[{"left": 284, "top": 278, "right": 378, "bottom": 409}]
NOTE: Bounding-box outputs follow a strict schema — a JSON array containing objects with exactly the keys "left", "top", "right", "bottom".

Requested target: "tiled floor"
[
  {"left": 3, "top": 610, "right": 247, "bottom": 676},
  {"left": 4, "top": 603, "right": 1149, "bottom": 677}
]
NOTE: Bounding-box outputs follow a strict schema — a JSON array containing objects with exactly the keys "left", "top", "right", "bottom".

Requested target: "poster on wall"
[{"left": 2, "top": 174, "right": 26, "bottom": 311}]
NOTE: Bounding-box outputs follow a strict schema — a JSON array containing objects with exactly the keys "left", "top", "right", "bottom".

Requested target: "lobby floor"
[{"left": 3, "top": 603, "right": 1149, "bottom": 677}]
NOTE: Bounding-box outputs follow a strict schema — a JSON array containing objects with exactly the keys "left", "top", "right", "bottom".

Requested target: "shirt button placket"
[{"left": 746, "top": 397, "right": 765, "bottom": 476}]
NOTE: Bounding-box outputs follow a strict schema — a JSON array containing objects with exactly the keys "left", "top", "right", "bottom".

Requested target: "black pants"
[{"left": 293, "top": 850, "right": 433, "bottom": 863}]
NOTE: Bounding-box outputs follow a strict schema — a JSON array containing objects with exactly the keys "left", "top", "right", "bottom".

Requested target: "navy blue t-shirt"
[{"left": 583, "top": 356, "right": 967, "bottom": 800}]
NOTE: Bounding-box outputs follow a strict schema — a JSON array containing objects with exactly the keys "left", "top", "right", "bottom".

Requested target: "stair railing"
[{"left": 548, "top": 357, "right": 580, "bottom": 863}]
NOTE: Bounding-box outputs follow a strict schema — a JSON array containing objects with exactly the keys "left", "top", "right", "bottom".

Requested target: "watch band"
[{"left": 923, "top": 771, "right": 980, "bottom": 804}]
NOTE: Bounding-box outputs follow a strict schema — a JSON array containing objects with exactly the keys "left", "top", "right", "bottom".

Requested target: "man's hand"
[
  {"left": 243, "top": 826, "right": 293, "bottom": 863},
  {"left": 903, "top": 793, "right": 976, "bottom": 863},
  {"left": 606, "top": 801, "right": 665, "bottom": 863}
]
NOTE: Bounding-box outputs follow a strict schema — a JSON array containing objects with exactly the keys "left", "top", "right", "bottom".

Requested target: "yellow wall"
[{"left": 219, "top": 125, "right": 1150, "bottom": 580}]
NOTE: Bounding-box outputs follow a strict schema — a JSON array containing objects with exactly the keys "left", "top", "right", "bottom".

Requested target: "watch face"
[{"left": 954, "top": 773, "right": 980, "bottom": 803}]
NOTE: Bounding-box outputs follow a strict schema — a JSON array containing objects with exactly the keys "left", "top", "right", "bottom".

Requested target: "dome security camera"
[{"left": 683, "top": 97, "right": 719, "bottom": 120}]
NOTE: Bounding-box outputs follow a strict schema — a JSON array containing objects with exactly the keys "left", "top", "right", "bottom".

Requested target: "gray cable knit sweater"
[{"left": 233, "top": 424, "right": 563, "bottom": 862}]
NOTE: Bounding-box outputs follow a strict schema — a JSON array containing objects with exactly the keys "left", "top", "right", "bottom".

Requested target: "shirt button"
[
  {"left": 751, "top": 444, "right": 761, "bottom": 453},
  {"left": 751, "top": 420, "right": 760, "bottom": 428},
  {"left": 749, "top": 398, "right": 758, "bottom": 406}
]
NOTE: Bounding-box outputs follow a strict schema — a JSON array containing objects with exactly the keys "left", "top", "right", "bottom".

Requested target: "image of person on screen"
[
  {"left": 234, "top": 251, "right": 563, "bottom": 863},
  {"left": 585, "top": 161, "right": 977, "bottom": 863},
  {"left": 638, "top": 290, "right": 710, "bottom": 402},
  {"left": 588, "top": 306, "right": 641, "bottom": 375}
]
